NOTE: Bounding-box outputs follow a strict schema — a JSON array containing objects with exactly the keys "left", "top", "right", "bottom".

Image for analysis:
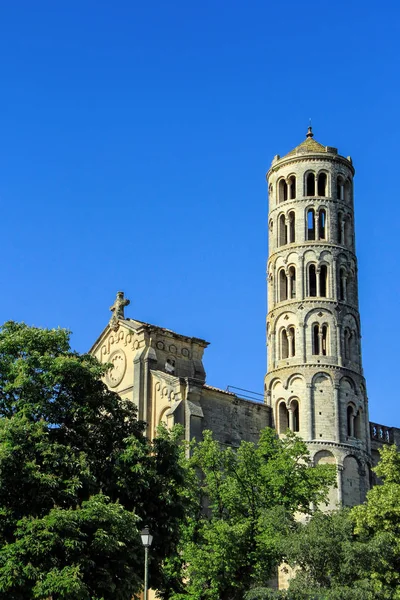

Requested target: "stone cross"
[{"left": 109, "top": 291, "right": 130, "bottom": 326}]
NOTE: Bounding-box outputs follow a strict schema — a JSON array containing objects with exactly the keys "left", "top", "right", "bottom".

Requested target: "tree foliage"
[
  {"left": 0, "top": 321, "right": 190, "bottom": 600},
  {"left": 261, "top": 444, "right": 400, "bottom": 600},
  {"left": 165, "top": 428, "right": 336, "bottom": 600}
]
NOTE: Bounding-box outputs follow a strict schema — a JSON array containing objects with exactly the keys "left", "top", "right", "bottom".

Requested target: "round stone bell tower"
[{"left": 264, "top": 128, "right": 371, "bottom": 508}]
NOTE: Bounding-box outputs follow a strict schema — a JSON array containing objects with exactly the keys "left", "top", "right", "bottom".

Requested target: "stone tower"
[{"left": 264, "top": 128, "right": 371, "bottom": 508}]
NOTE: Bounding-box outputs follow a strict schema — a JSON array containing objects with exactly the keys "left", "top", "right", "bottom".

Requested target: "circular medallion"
[
  {"left": 182, "top": 347, "right": 190, "bottom": 357},
  {"left": 156, "top": 341, "right": 164, "bottom": 350},
  {"left": 106, "top": 350, "right": 127, "bottom": 388},
  {"left": 169, "top": 344, "right": 177, "bottom": 354}
]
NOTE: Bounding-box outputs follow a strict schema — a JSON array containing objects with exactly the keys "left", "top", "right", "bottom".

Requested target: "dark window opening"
[
  {"left": 307, "top": 209, "right": 315, "bottom": 240},
  {"left": 319, "top": 209, "right": 326, "bottom": 239},
  {"left": 313, "top": 324, "right": 319, "bottom": 355},
  {"left": 309, "top": 264, "right": 317, "bottom": 297},
  {"left": 320, "top": 265, "right": 328, "bottom": 297},
  {"left": 306, "top": 173, "right": 315, "bottom": 196},
  {"left": 318, "top": 173, "right": 327, "bottom": 196}
]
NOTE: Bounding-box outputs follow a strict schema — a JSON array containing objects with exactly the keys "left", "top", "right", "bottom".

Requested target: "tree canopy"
[
  {"left": 164, "top": 428, "right": 336, "bottom": 600},
  {"left": 0, "top": 321, "right": 190, "bottom": 600}
]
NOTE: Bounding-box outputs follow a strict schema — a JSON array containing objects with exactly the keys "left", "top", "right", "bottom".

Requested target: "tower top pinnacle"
[{"left": 306, "top": 125, "right": 314, "bottom": 138}]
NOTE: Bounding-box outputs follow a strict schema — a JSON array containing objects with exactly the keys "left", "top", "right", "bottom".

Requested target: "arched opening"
[
  {"left": 337, "top": 176, "right": 344, "bottom": 200},
  {"left": 345, "top": 216, "right": 352, "bottom": 247},
  {"left": 288, "top": 326, "right": 295, "bottom": 357},
  {"left": 288, "top": 266, "right": 296, "bottom": 299},
  {"left": 281, "top": 329, "right": 289, "bottom": 359},
  {"left": 312, "top": 324, "right": 319, "bottom": 355},
  {"left": 320, "top": 264, "right": 328, "bottom": 297},
  {"left": 307, "top": 209, "right": 315, "bottom": 240},
  {"left": 354, "top": 408, "right": 362, "bottom": 439},
  {"left": 308, "top": 264, "right": 317, "bottom": 297},
  {"left": 289, "top": 211, "right": 295, "bottom": 243},
  {"left": 344, "top": 329, "right": 352, "bottom": 360},
  {"left": 279, "top": 269, "right": 288, "bottom": 302},
  {"left": 347, "top": 405, "right": 355, "bottom": 437},
  {"left": 339, "top": 268, "right": 346, "bottom": 301},
  {"left": 338, "top": 213, "right": 344, "bottom": 244},
  {"left": 306, "top": 172, "right": 315, "bottom": 196},
  {"left": 278, "top": 401, "right": 289, "bottom": 433},
  {"left": 279, "top": 179, "right": 288, "bottom": 203},
  {"left": 289, "top": 176, "right": 296, "bottom": 199},
  {"left": 291, "top": 399, "right": 300, "bottom": 432},
  {"left": 344, "top": 179, "right": 351, "bottom": 202},
  {"left": 321, "top": 325, "right": 328, "bottom": 356},
  {"left": 317, "top": 172, "right": 327, "bottom": 196},
  {"left": 319, "top": 209, "right": 326, "bottom": 239},
  {"left": 279, "top": 214, "right": 287, "bottom": 246}
]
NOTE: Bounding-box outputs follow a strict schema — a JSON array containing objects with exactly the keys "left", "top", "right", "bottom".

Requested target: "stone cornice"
[
  {"left": 267, "top": 242, "right": 357, "bottom": 263},
  {"left": 265, "top": 362, "right": 365, "bottom": 380},
  {"left": 266, "top": 153, "right": 355, "bottom": 179},
  {"left": 269, "top": 196, "right": 354, "bottom": 218}
]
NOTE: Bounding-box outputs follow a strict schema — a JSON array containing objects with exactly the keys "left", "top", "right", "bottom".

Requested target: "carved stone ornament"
[{"left": 106, "top": 350, "right": 127, "bottom": 388}]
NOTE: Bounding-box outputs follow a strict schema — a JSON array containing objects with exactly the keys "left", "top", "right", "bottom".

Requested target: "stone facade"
[{"left": 90, "top": 305, "right": 271, "bottom": 450}]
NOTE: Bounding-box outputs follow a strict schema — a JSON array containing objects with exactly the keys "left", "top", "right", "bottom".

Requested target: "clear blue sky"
[{"left": 1, "top": 1, "right": 399, "bottom": 425}]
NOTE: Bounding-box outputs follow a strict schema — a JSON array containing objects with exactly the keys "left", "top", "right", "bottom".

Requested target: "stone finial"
[
  {"left": 109, "top": 291, "right": 130, "bottom": 327},
  {"left": 306, "top": 125, "right": 314, "bottom": 138}
]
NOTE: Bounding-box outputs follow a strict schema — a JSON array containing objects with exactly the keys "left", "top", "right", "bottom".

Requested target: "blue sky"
[{"left": 1, "top": 1, "right": 399, "bottom": 425}]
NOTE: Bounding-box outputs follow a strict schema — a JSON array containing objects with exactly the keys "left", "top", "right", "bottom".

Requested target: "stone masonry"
[{"left": 264, "top": 128, "right": 371, "bottom": 508}]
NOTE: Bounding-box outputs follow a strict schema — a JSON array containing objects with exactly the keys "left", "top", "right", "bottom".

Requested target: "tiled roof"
[{"left": 284, "top": 136, "right": 327, "bottom": 157}]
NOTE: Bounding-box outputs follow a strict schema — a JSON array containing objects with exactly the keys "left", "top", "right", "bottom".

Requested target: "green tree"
[
  {"left": 352, "top": 444, "right": 400, "bottom": 599},
  {"left": 166, "top": 428, "right": 336, "bottom": 600},
  {"left": 267, "top": 445, "right": 400, "bottom": 600},
  {"left": 0, "top": 321, "right": 190, "bottom": 600}
]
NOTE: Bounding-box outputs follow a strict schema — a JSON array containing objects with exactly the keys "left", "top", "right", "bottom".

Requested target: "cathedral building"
[{"left": 90, "top": 129, "right": 399, "bottom": 509}]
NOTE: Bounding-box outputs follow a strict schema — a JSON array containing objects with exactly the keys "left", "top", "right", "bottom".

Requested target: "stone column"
[
  {"left": 316, "top": 267, "right": 321, "bottom": 297},
  {"left": 337, "top": 465, "right": 344, "bottom": 505},
  {"left": 306, "top": 382, "right": 313, "bottom": 440},
  {"left": 334, "top": 385, "right": 340, "bottom": 442}
]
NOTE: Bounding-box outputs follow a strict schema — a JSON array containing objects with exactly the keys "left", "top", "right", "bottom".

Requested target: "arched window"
[
  {"left": 319, "top": 209, "right": 326, "bottom": 239},
  {"left": 354, "top": 409, "right": 362, "bottom": 439},
  {"left": 306, "top": 173, "right": 315, "bottom": 196},
  {"left": 279, "top": 269, "right": 288, "bottom": 302},
  {"left": 339, "top": 268, "right": 347, "bottom": 301},
  {"left": 312, "top": 324, "right": 329, "bottom": 356},
  {"left": 320, "top": 265, "right": 328, "bottom": 297},
  {"left": 279, "top": 214, "right": 287, "bottom": 246},
  {"left": 344, "top": 329, "right": 352, "bottom": 360},
  {"left": 279, "top": 179, "right": 288, "bottom": 202},
  {"left": 288, "top": 176, "right": 296, "bottom": 199},
  {"left": 347, "top": 405, "right": 355, "bottom": 437},
  {"left": 344, "top": 179, "right": 351, "bottom": 202},
  {"left": 337, "top": 176, "right": 344, "bottom": 200},
  {"left": 318, "top": 173, "right": 327, "bottom": 196},
  {"left": 281, "top": 329, "right": 289, "bottom": 359},
  {"left": 338, "top": 213, "right": 344, "bottom": 244},
  {"left": 345, "top": 216, "right": 352, "bottom": 247},
  {"left": 308, "top": 264, "right": 317, "bottom": 297},
  {"left": 288, "top": 326, "right": 295, "bottom": 357},
  {"left": 313, "top": 324, "right": 319, "bottom": 355},
  {"left": 321, "top": 325, "right": 328, "bottom": 356},
  {"left": 289, "top": 211, "right": 295, "bottom": 243},
  {"left": 288, "top": 266, "right": 296, "bottom": 299},
  {"left": 278, "top": 401, "right": 289, "bottom": 433},
  {"left": 290, "top": 399, "right": 300, "bottom": 432},
  {"left": 307, "top": 209, "right": 315, "bottom": 240}
]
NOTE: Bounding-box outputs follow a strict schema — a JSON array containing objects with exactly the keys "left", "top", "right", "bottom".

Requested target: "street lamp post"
[{"left": 140, "top": 526, "right": 153, "bottom": 600}]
